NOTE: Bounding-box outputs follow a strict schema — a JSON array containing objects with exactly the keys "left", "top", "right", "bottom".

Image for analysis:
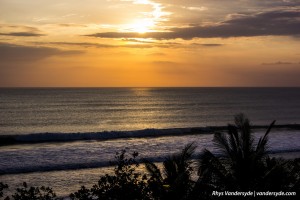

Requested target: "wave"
[
  {"left": 1, "top": 124, "right": 300, "bottom": 146},
  {"left": 1, "top": 148, "right": 300, "bottom": 175},
  {"left": 0, "top": 127, "right": 214, "bottom": 145}
]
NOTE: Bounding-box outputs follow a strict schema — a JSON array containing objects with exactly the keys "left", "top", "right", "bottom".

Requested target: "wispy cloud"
[
  {"left": 192, "top": 43, "right": 223, "bottom": 47},
  {"left": 0, "top": 24, "right": 45, "bottom": 37},
  {"left": 121, "top": 38, "right": 156, "bottom": 43},
  {"left": 152, "top": 60, "right": 178, "bottom": 65},
  {"left": 0, "top": 43, "right": 81, "bottom": 62},
  {"left": 87, "top": 9, "right": 300, "bottom": 39},
  {"left": 58, "top": 23, "right": 88, "bottom": 27},
  {"left": 181, "top": 6, "right": 207, "bottom": 11},
  {"left": 35, "top": 41, "right": 182, "bottom": 49},
  {"left": 36, "top": 41, "right": 156, "bottom": 49},
  {"left": 0, "top": 32, "right": 45, "bottom": 37},
  {"left": 262, "top": 61, "right": 296, "bottom": 65}
]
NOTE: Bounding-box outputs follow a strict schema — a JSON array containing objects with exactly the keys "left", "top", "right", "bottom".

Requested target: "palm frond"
[
  {"left": 162, "top": 142, "right": 196, "bottom": 187},
  {"left": 143, "top": 159, "right": 163, "bottom": 182},
  {"left": 163, "top": 156, "right": 178, "bottom": 184},
  {"left": 228, "top": 125, "right": 238, "bottom": 156},
  {"left": 213, "top": 132, "right": 231, "bottom": 158},
  {"left": 255, "top": 120, "right": 275, "bottom": 160},
  {"left": 181, "top": 142, "right": 197, "bottom": 158},
  {"left": 235, "top": 114, "right": 254, "bottom": 156},
  {"left": 199, "top": 149, "right": 230, "bottom": 181}
]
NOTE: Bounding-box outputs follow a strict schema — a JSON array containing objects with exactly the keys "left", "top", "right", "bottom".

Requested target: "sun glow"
[
  {"left": 123, "top": 0, "right": 166, "bottom": 33},
  {"left": 134, "top": 0, "right": 150, "bottom": 4},
  {"left": 128, "top": 18, "right": 155, "bottom": 33}
]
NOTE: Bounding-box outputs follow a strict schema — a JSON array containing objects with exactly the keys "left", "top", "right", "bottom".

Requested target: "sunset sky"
[{"left": 0, "top": 0, "right": 300, "bottom": 87}]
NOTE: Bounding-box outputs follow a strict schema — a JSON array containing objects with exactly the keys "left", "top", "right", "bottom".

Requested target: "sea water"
[
  {"left": 0, "top": 88, "right": 300, "bottom": 197},
  {"left": 1, "top": 87, "right": 300, "bottom": 135}
]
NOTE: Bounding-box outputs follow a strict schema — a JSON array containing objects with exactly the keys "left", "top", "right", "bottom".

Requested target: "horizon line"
[{"left": 1, "top": 86, "right": 300, "bottom": 89}]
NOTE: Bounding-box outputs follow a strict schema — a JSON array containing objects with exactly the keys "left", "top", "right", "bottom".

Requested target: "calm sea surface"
[
  {"left": 1, "top": 87, "right": 300, "bottom": 135},
  {"left": 0, "top": 88, "right": 300, "bottom": 197}
]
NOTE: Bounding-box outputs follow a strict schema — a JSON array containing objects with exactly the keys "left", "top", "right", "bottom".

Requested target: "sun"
[
  {"left": 130, "top": 22, "right": 149, "bottom": 34},
  {"left": 134, "top": 0, "right": 150, "bottom": 4},
  {"left": 128, "top": 19, "right": 154, "bottom": 34}
]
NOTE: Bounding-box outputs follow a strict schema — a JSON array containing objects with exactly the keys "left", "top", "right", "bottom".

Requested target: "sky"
[{"left": 0, "top": 0, "right": 300, "bottom": 87}]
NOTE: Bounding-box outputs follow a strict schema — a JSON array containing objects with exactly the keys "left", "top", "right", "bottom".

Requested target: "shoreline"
[
  {"left": 271, "top": 151, "right": 300, "bottom": 160},
  {"left": 1, "top": 151, "right": 299, "bottom": 176},
  {"left": 1, "top": 124, "right": 300, "bottom": 146},
  {"left": 1, "top": 149, "right": 299, "bottom": 176}
]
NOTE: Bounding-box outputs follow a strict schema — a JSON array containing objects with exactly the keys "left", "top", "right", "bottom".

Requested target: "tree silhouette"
[
  {"left": 11, "top": 182, "right": 58, "bottom": 200},
  {"left": 70, "top": 150, "right": 151, "bottom": 200},
  {"left": 0, "top": 182, "right": 8, "bottom": 198},
  {"left": 144, "top": 143, "right": 196, "bottom": 200},
  {"left": 195, "top": 114, "right": 299, "bottom": 199}
]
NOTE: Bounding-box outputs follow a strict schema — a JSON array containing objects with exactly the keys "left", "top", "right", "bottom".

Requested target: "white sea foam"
[{"left": 0, "top": 128, "right": 299, "bottom": 175}]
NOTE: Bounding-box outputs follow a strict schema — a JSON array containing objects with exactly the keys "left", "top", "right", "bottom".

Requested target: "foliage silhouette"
[
  {"left": 144, "top": 143, "right": 196, "bottom": 200},
  {"left": 0, "top": 182, "right": 59, "bottom": 200},
  {"left": 0, "top": 182, "right": 8, "bottom": 198},
  {"left": 70, "top": 150, "right": 151, "bottom": 200},
  {"left": 195, "top": 114, "right": 299, "bottom": 199}
]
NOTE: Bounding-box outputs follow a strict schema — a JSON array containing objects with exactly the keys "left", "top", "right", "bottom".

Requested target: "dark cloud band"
[
  {"left": 0, "top": 43, "right": 81, "bottom": 62},
  {"left": 0, "top": 32, "right": 45, "bottom": 37}
]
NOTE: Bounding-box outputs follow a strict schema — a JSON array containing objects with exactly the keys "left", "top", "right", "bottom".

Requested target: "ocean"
[{"left": 1, "top": 87, "right": 300, "bottom": 197}]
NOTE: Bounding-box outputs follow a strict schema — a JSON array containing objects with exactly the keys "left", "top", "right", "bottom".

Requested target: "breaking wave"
[{"left": 1, "top": 124, "right": 299, "bottom": 145}]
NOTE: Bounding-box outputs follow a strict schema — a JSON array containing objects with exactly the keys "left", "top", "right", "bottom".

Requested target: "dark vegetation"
[{"left": 1, "top": 114, "right": 299, "bottom": 199}]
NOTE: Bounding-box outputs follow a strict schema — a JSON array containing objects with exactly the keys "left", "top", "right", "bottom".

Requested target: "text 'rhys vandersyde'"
[{"left": 212, "top": 191, "right": 254, "bottom": 197}]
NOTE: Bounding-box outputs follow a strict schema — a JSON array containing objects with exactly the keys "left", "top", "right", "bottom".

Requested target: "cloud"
[
  {"left": 149, "top": 52, "right": 167, "bottom": 56},
  {"left": 181, "top": 6, "right": 208, "bottom": 11},
  {"left": 192, "top": 43, "right": 223, "bottom": 47},
  {"left": 0, "top": 43, "right": 81, "bottom": 62},
  {"left": 35, "top": 41, "right": 180, "bottom": 49},
  {"left": 38, "top": 41, "right": 155, "bottom": 48},
  {"left": 58, "top": 23, "right": 87, "bottom": 27},
  {"left": 152, "top": 61, "right": 178, "bottom": 65},
  {"left": 121, "top": 38, "right": 155, "bottom": 43},
  {"left": 35, "top": 41, "right": 223, "bottom": 50},
  {"left": 43, "top": 42, "right": 115, "bottom": 48},
  {"left": 0, "top": 32, "right": 45, "bottom": 37},
  {"left": 87, "top": 9, "right": 300, "bottom": 39},
  {"left": 262, "top": 61, "right": 295, "bottom": 65},
  {"left": 228, "top": 64, "right": 300, "bottom": 86},
  {"left": 0, "top": 24, "right": 45, "bottom": 37}
]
